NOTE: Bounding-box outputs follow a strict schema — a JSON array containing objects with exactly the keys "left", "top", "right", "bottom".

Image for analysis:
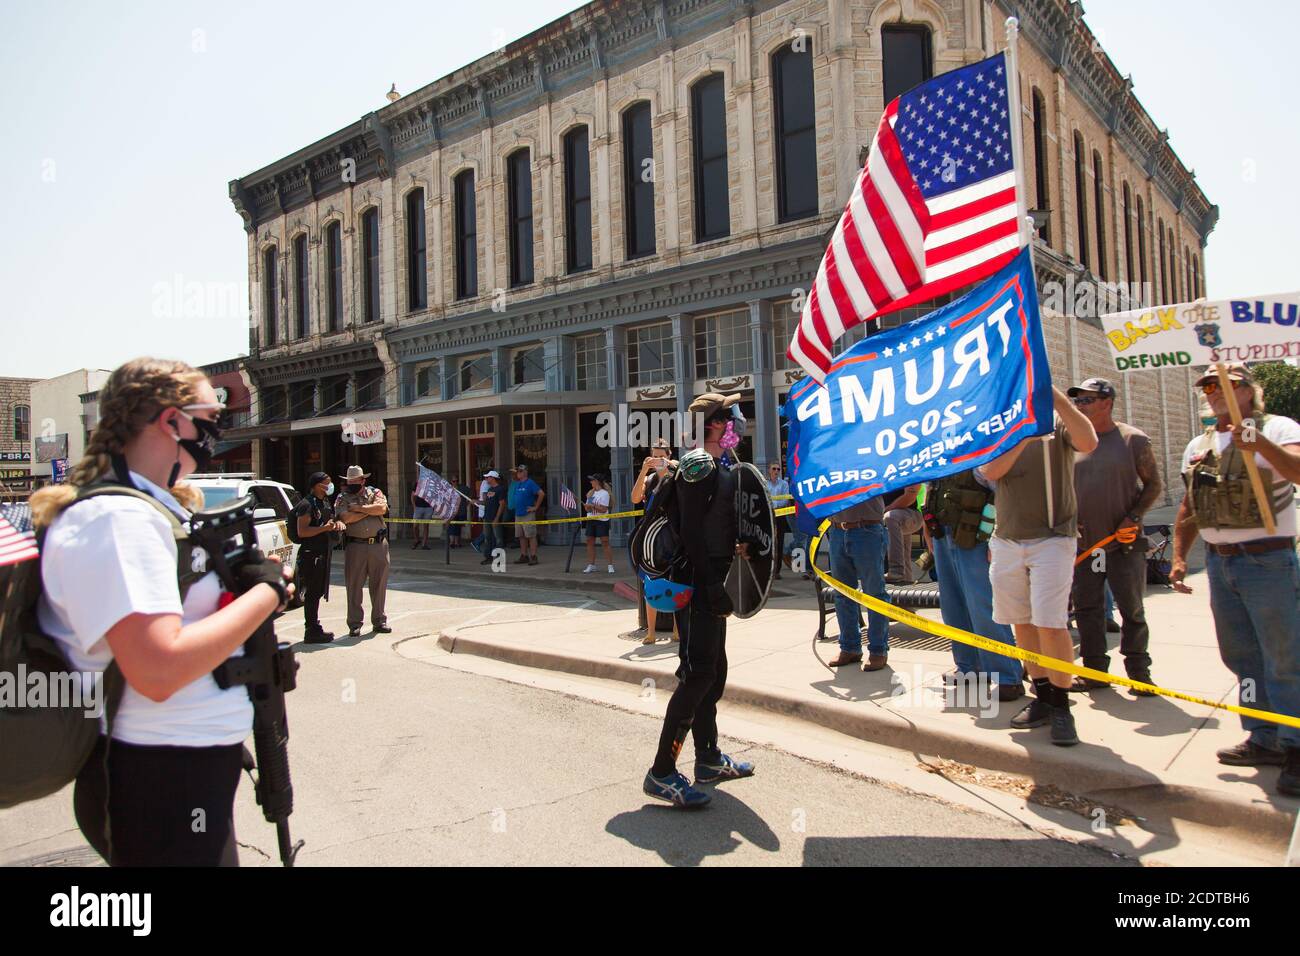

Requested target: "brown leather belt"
[
  {"left": 833, "top": 520, "right": 881, "bottom": 530},
  {"left": 1205, "top": 537, "right": 1295, "bottom": 556}
]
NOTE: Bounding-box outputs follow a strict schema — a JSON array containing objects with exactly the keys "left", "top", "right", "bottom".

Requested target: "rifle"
[{"left": 188, "top": 495, "right": 303, "bottom": 867}]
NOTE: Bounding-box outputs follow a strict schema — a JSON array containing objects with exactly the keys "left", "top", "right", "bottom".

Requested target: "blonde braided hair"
[{"left": 29, "top": 358, "right": 208, "bottom": 528}]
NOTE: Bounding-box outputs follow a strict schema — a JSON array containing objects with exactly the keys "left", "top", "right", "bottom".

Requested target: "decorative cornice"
[{"left": 247, "top": 342, "right": 383, "bottom": 386}]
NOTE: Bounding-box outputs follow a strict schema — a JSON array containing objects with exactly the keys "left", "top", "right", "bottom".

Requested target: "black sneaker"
[
  {"left": 1010, "top": 698, "right": 1051, "bottom": 729},
  {"left": 1128, "top": 672, "right": 1158, "bottom": 697},
  {"left": 1278, "top": 750, "right": 1300, "bottom": 797},
  {"left": 374, "top": 623, "right": 393, "bottom": 634},
  {"left": 1050, "top": 706, "right": 1079, "bottom": 746},
  {"left": 348, "top": 628, "right": 361, "bottom": 638},
  {"left": 1216, "top": 739, "right": 1286, "bottom": 767},
  {"left": 304, "top": 629, "right": 335, "bottom": 645}
]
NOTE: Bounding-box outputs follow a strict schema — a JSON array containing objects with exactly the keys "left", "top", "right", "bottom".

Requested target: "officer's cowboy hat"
[{"left": 339, "top": 465, "right": 371, "bottom": 480}]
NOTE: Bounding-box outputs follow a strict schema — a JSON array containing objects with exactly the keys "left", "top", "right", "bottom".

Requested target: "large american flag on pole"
[
  {"left": 0, "top": 502, "right": 39, "bottom": 568},
  {"left": 788, "top": 51, "right": 1027, "bottom": 384}
]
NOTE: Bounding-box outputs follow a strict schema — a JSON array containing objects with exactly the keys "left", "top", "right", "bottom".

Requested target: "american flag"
[
  {"left": 414, "top": 463, "right": 461, "bottom": 520},
  {"left": 788, "top": 51, "right": 1025, "bottom": 383},
  {"left": 559, "top": 486, "right": 577, "bottom": 513},
  {"left": 0, "top": 502, "right": 39, "bottom": 567}
]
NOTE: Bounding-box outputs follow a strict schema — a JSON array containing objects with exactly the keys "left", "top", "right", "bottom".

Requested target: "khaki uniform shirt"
[{"left": 335, "top": 486, "right": 387, "bottom": 539}]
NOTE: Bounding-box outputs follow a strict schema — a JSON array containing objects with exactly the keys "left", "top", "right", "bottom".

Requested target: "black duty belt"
[
  {"left": 346, "top": 531, "right": 388, "bottom": 545},
  {"left": 1206, "top": 537, "right": 1295, "bottom": 557}
]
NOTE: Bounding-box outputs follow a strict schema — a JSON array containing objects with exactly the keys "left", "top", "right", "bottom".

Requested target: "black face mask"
[{"left": 168, "top": 411, "right": 222, "bottom": 485}]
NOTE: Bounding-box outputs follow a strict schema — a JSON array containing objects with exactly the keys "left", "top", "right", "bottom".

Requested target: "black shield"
[{"left": 725, "top": 462, "right": 775, "bottom": 619}]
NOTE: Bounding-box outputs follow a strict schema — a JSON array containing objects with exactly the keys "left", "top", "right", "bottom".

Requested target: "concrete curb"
[{"left": 437, "top": 629, "right": 1298, "bottom": 845}]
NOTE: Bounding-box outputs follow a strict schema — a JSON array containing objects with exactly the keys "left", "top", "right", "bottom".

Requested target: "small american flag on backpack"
[{"left": 0, "top": 502, "right": 39, "bottom": 568}]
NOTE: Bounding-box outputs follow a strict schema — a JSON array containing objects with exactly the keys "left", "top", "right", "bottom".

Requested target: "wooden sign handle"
[{"left": 1215, "top": 362, "right": 1277, "bottom": 536}]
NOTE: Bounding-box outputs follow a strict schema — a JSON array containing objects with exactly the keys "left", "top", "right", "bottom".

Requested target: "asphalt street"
[{"left": 0, "top": 573, "right": 1128, "bottom": 867}]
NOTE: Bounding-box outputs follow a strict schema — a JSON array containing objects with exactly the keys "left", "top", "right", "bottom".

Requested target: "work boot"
[
  {"left": 1216, "top": 739, "right": 1286, "bottom": 767},
  {"left": 304, "top": 628, "right": 334, "bottom": 645},
  {"left": 1128, "top": 671, "right": 1158, "bottom": 697},
  {"left": 1278, "top": 750, "right": 1300, "bottom": 797}
]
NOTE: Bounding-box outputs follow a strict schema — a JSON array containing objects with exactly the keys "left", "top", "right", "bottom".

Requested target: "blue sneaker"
[
  {"left": 643, "top": 771, "right": 712, "bottom": 809},
  {"left": 694, "top": 753, "right": 755, "bottom": 785}
]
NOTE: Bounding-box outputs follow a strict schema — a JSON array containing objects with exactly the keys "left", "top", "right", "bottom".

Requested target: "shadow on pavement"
[
  {"left": 605, "top": 789, "right": 780, "bottom": 866},
  {"left": 800, "top": 834, "right": 1138, "bottom": 866}
]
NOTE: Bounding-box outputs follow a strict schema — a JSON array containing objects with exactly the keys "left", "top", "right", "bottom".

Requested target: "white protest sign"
[{"left": 1101, "top": 293, "right": 1300, "bottom": 372}]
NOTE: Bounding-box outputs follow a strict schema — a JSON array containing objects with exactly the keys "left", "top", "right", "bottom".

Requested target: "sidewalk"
[{"left": 422, "top": 557, "right": 1298, "bottom": 854}]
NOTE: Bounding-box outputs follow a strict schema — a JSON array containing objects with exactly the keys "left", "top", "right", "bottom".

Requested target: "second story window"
[
  {"left": 574, "top": 332, "right": 607, "bottom": 390},
  {"left": 326, "top": 221, "right": 343, "bottom": 331},
  {"left": 1122, "top": 183, "right": 1133, "bottom": 285},
  {"left": 773, "top": 42, "right": 817, "bottom": 223},
  {"left": 362, "top": 208, "right": 380, "bottom": 323},
  {"left": 627, "top": 322, "right": 673, "bottom": 386},
  {"left": 695, "top": 310, "right": 752, "bottom": 378},
  {"left": 262, "top": 245, "right": 278, "bottom": 346},
  {"left": 507, "top": 149, "right": 534, "bottom": 287},
  {"left": 623, "top": 102, "right": 656, "bottom": 260},
  {"left": 564, "top": 126, "right": 593, "bottom": 273},
  {"left": 691, "top": 74, "right": 730, "bottom": 242},
  {"left": 1157, "top": 218, "right": 1167, "bottom": 303},
  {"left": 1073, "top": 132, "right": 1089, "bottom": 271},
  {"left": 14, "top": 404, "right": 29, "bottom": 443},
  {"left": 1092, "top": 151, "right": 1107, "bottom": 281},
  {"left": 1031, "top": 87, "right": 1050, "bottom": 242},
  {"left": 406, "top": 189, "right": 427, "bottom": 311},
  {"left": 293, "top": 234, "right": 309, "bottom": 338},
  {"left": 512, "top": 344, "right": 545, "bottom": 387},
  {"left": 1136, "top": 195, "right": 1148, "bottom": 299},
  {"left": 458, "top": 354, "right": 492, "bottom": 394},
  {"left": 454, "top": 170, "right": 478, "bottom": 299},
  {"left": 881, "top": 24, "right": 932, "bottom": 105}
]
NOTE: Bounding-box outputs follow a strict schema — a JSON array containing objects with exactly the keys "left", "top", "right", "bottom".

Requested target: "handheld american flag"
[
  {"left": 0, "top": 502, "right": 39, "bottom": 568},
  {"left": 559, "top": 486, "right": 578, "bottom": 513},
  {"left": 788, "top": 50, "right": 1028, "bottom": 384}
]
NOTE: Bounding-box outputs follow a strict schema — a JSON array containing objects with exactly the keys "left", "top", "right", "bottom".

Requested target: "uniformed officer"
[
  {"left": 1171, "top": 363, "right": 1300, "bottom": 796},
  {"left": 335, "top": 465, "right": 392, "bottom": 637},
  {"left": 294, "top": 471, "right": 346, "bottom": 644}
]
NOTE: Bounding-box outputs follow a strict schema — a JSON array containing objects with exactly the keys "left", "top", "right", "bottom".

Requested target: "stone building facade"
[
  {"left": 226, "top": 0, "right": 1214, "bottom": 535},
  {"left": 0, "top": 377, "right": 36, "bottom": 496}
]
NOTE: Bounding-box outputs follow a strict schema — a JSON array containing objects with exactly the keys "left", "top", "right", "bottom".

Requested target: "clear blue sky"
[{"left": 2, "top": 0, "right": 1295, "bottom": 378}]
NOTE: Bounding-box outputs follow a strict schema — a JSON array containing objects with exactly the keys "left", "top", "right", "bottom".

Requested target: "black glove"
[
  {"left": 705, "top": 581, "right": 734, "bottom": 618},
  {"left": 232, "top": 554, "right": 291, "bottom": 606}
]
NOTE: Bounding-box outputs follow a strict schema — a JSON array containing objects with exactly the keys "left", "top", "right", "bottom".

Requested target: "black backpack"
[{"left": 0, "top": 485, "right": 204, "bottom": 809}]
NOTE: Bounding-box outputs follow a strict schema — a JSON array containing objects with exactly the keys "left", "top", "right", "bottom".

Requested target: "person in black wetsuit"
[{"left": 643, "top": 392, "right": 756, "bottom": 809}]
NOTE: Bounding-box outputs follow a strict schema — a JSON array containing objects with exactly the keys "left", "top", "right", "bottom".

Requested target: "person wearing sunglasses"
[
  {"left": 1065, "top": 378, "right": 1163, "bottom": 697},
  {"left": 1172, "top": 363, "right": 1300, "bottom": 796}
]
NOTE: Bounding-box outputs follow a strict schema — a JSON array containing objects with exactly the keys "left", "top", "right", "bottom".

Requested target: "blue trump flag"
[{"left": 784, "top": 248, "right": 1053, "bottom": 520}]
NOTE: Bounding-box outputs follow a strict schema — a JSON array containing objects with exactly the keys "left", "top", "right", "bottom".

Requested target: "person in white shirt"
[
  {"left": 1171, "top": 363, "right": 1300, "bottom": 796},
  {"left": 582, "top": 473, "right": 615, "bottom": 574},
  {"left": 28, "top": 358, "right": 295, "bottom": 866}
]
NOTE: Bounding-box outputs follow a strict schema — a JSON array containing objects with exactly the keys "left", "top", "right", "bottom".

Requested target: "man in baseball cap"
[{"left": 1067, "top": 377, "right": 1163, "bottom": 696}]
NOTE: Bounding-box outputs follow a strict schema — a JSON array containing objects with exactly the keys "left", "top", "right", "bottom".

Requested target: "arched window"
[
  {"left": 1136, "top": 196, "right": 1148, "bottom": 302},
  {"left": 1167, "top": 227, "right": 1177, "bottom": 301},
  {"left": 1092, "top": 151, "right": 1106, "bottom": 281},
  {"left": 262, "top": 245, "right": 278, "bottom": 346},
  {"left": 325, "top": 221, "right": 343, "bottom": 331},
  {"left": 623, "top": 102, "right": 656, "bottom": 259},
  {"left": 13, "top": 405, "right": 29, "bottom": 443},
  {"left": 362, "top": 208, "right": 380, "bottom": 323},
  {"left": 406, "top": 189, "right": 427, "bottom": 311},
  {"left": 1122, "top": 183, "right": 1133, "bottom": 285},
  {"left": 881, "top": 24, "right": 932, "bottom": 105},
  {"left": 773, "top": 41, "right": 817, "bottom": 222},
  {"left": 1031, "top": 88, "right": 1050, "bottom": 242},
  {"left": 691, "top": 74, "right": 730, "bottom": 242},
  {"left": 1072, "top": 132, "right": 1089, "bottom": 270},
  {"left": 1192, "top": 253, "right": 1201, "bottom": 298},
  {"left": 1157, "top": 218, "right": 1167, "bottom": 303},
  {"left": 507, "top": 149, "right": 534, "bottom": 287},
  {"left": 1184, "top": 246, "right": 1193, "bottom": 301},
  {"left": 293, "top": 233, "right": 309, "bottom": 338},
  {"left": 563, "top": 126, "right": 593, "bottom": 272},
  {"left": 453, "top": 170, "right": 477, "bottom": 299}
]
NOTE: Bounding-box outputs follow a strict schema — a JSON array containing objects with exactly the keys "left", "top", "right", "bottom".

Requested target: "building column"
[
  {"left": 671, "top": 313, "right": 692, "bottom": 436},
  {"left": 345, "top": 373, "right": 357, "bottom": 410},
  {"left": 593, "top": 76, "right": 614, "bottom": 275},
  {"left": 748, "top": 299, "right": 777, "bottom": 467},
  {"left": 492, "top": 345, "right": 510, "bottom": 394},
  {"left": 658, "top": 54, "right": 681, "bottom": 263},
  {"left": 732, "top": 15, "right": 759, "bottom": 238},
  {"left": 544, "top": 334, "right": 568, "bottom": 392},
  {"left": 827, "top": 0, "right": 857, "bottom": 206}
]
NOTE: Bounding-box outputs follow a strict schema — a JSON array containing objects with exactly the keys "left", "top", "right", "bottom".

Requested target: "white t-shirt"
[
  {"left": 36, "top": 473, "right": 253, "bottom": 747},
  {"left": 588, "top": 488, "right": 611, "bottom": 522},
  {"left": 1180, "top": 415, "right": 1300, "bottom": 545},
  {"left": 477, "top": 479, "right": 489, "bottom": 518}
]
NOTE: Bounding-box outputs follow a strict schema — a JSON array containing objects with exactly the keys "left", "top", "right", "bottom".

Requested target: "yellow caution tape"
[
  {"left": 389, "top": 508, "right": 646, "bottom": 527},
  {"left": 807, "top": 520, "right": 1300, "bottom": 730}
]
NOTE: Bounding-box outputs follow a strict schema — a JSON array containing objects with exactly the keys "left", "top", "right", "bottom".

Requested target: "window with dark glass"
[
  {"left": 1092, "top": 151, "right": 1106, "bottom": 281},
  {"left": 1073, "top": 132, "right": 1089, "bottom": 270},
  {"left": 1136, "top": 196, "right": 1148, "bottom": 298},
  {"left": 362, "top": 208, "right": 379, "bottom": 323},
  {"left": 881, "top": 24, "right": 932, "bottom": 105},
  {"left": 454, "top": 170, "right": 478, "bottom": 299},
  {"left": 512, "top": 345, "right": 545, "bottom": 387},
  {"left": 1031, "top": 88, "right": 1050, "bottom": 242},
  {"left": 691, "top": 74, "right": 730, "bottom": 242},
  {"left": 1169, "top": 229, "right": 1179, "bottom": 300},
  {"left": 773, "top": 42, "right": 817, "bottom": 222},
  {"left": 1122, "top": 183, "right": 1133, "bottom": 284},
  {"left": 263, "top": 246, "right": 278, "bottom": 346},
  {"left": 406, "top": 189, "right": 427, "bottom": 311},
  {"left": 564, "top": 126, "right": 592, "bottom": 272},
  {"left": 14, "top": 405, "right": 29, "bottom": 443},
  {"left": 326, "top": 221, "right": 343, "bottom": 331},
  {"left": 293, "top": 234, "right": 309, "bottom": 338},
  {"left": 507, "top": 149, "right": 534, "bottom": 287},
  {"left": 459, "top": 355, "right": 492, "bottom": 394},
  {"left": 1157, "top": 219, "right": 1167, "bottom": 303},
  {"left": 1192, "top": 254, "right": 1201, "bottom": 298},
  {"left": 623, "top": 102, "right": 656, "bottom": 259}
]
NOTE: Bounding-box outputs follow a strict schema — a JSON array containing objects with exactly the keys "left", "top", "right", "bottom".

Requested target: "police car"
[{"left": 186, "top": 474, "right": 303, "bottom": 604}]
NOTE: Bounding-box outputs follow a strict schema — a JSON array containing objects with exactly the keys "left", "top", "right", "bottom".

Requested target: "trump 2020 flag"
[
  {"left": 415, "top": 463, "right": 460, "bottom": 520},
  {"left": 788, "top": 51, "right": 1026, "bottom": 384},
  {"left": 785, "top": 247, "right": 1052, "bottom": 519}
]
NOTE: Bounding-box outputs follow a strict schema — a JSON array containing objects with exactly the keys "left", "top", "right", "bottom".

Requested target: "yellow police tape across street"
[
  {"left": 387, "top": 501, "right": 799, "bottom": 527},
  {"left": 806, "top": 520, "right": 1300, "bottom": 730}
]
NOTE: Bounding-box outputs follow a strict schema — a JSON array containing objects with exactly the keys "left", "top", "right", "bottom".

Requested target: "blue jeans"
[
  {"left": 829, "top": 525, "right": 890, "bottom": 655},
  {"left": 1207, "top": 547, "right": 1300, "bottom": 750},
  {"left": 932, "top": 535, "right": 1021, "bottom": 686}
]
